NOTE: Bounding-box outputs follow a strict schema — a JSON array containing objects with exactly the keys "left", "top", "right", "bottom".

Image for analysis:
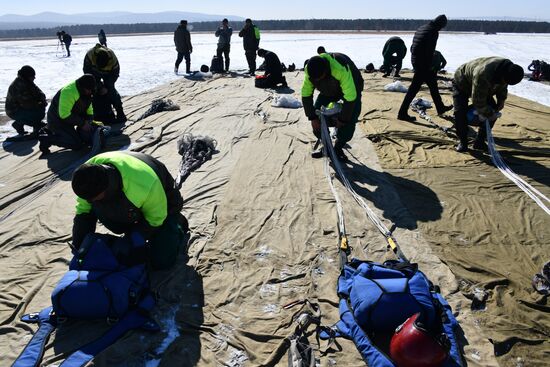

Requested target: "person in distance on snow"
[
  {"left": 57, "top": 30, "right": 72, "bottom": 57},
  {"left": 215, "top": 18, "right": 233, "bottom": 72},
  {"left": 397, "top": 15, "right": 452, "bottom": 122},
  {"left": 452, "top": 57, "right": 524, "bottom": 152},
  {"left": 432, "top": 50, "right": 447, "bottom": 74},
  {"left": 5, "top": 65, "right": 46, "bottom": 138},
  {"left": 381, "top": 36, "right": 407, "bottom": 77},
  {"left": 239, "top": 18, "right": 261, "bottom": 75},
  {"left": 174, "top": 20, "right": 193, "bottom": 74},
  {"left": 256, "top": 49, "right": 287, "bottom": 88},
  {"left": 98, "top": 29, "right": 107, "bottom": 47}
]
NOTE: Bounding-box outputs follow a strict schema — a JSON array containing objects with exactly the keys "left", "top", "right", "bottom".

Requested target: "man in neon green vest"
[
  {"left": 71, "top": 151, "right": 187, "bottom": 270},
  {"left": 302, "top": 53, "right": 364, "bottom": 161}
]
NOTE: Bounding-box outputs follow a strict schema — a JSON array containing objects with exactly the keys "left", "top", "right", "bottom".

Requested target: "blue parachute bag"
[
  {"left": 341, "top": 260, "right": 436, "bottom": 333},
  {"left": 51, "top": 265, "right": 148, "bottom": 320},
  {"left": 53, "top": 233, "right": 148, "bottom": 320},
  {"left": 324, "top": 259, "right": 463, "bottom": 367},
  {"left": 69, "top": 233, "right": 121, "bottom": 271}
]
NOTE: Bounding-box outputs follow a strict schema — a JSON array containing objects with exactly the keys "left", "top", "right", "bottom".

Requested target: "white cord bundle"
[{"left": 485, "top": 120, "right": 550, "bottom": 215}]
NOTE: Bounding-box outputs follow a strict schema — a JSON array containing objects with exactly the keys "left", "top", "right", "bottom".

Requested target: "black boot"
[
  {"left": 437, "top": 105, "right": 453, "bottom": 115},
  {"left": 115, "top": 108, "right": 127, "bottom": 123},
  {"left": 334, "top": 145, "right": 349, "bottom": 162},
  {"left": 397, "top": 112, "right": 416, "bottom": 122},
  {"left": 12, "top": 121, "right": 26, "bottom": 135},
  {"left": 455, "top": 141, "right": 468, "bottom": 153},
  {"left": 473, "top": 138, "right": 488, "bottom": 151}
]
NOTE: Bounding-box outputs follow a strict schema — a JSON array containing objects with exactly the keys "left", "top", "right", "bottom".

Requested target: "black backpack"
[{"left": 210, "top": 56, "right": 223, "bottom": 73}]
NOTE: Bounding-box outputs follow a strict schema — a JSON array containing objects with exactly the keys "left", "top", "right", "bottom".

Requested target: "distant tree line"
[{"left": 1, "top": 18, "right": 549, "bottom": 39}]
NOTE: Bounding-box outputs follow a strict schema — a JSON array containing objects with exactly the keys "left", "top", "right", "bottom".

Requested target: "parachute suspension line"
[
  {"left": 320, "top": 121, "right": 349, "bottom": 268},
  {"left": 485, "top": 120, "right": 550, "bottom": 216},
  {"left": 318, "top": 106, "right": 407, "bottom": 262}
]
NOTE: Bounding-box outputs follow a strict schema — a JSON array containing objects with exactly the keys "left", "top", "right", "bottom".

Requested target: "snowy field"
[{"left": 0, "top": 31, "right": 549, "bottom": 111}]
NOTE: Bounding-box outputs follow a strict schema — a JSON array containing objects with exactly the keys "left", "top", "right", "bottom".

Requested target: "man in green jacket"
[
  {"left": 5, "top": 65, "right": 46, "bottom": 137},
  {"left": 39, "top": 74, "right": 96, "bottom": 154},
  {"left": 453, "top": 57, "right": 524, "bottom": 152},
  {"left": 302, "top": 53, "right": 364, "bottom": 161},
  {"left": 238, "top": 18, "right": 261, "bottom": 75},
  {"left": 71, "top": 151, "right": 187, "bottom": 270},
  {"left": 83, "top": 44, "right": 126, "bottom": 123}
]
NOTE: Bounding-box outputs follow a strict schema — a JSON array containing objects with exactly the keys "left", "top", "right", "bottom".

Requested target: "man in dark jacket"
[
  {"left": 39, "top": 74, "right": 96, "bottom": 154},
  {"left": 239, "top": 19, "right": 261, "bottom": 75},
  {"left": 59, "top": 31, "right": 72, "bottom": 57},
  {"left": 5, "top": 65, "right": 46, "bottom": 137},
  {"left": 71, "top": 151, "right": 186, "bottom": 269},
  {"left": 174, "top": 20, "right": 193, "bottom": 74},
  {"left": 432, "top": 50, "right": 447, "bottom": 74},
  {"left": 256, "top": 49, "right": 287, "bottom": 88},
  {"left": 453, "top": 57, "right": 524, "bottom": 152},
  {"left": 98, "top": 29, "right": 107, "bottom": 47},
  {"left": 381, "top": 36, "right": 407, "bottom": 77},
  {"left": 302, "top": 53, "right": 364, "bottom": 161},
  {"left": 397, "top": 15, "right": 452, "bottom": 122},
  {"left": 215, "top": 18, "right": 233, "bottom": 72},
  {"left": 83, "top": 44, "right": 126, "bottom": 123}
]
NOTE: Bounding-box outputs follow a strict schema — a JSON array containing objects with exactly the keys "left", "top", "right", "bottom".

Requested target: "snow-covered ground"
[{"left": 0, "top": 32, "right": 549, "bottom": 111}]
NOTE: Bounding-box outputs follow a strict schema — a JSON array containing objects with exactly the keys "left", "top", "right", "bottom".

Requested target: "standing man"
[
  {"left": 215, "top": 18, "right": 233, "bottom": 73},
  {"left": 239, "top": 18, "right": 260, "bottom": 75},
  {"left": 39, "top": 74, "right": 96, "bottom": 154},
  {"left": 5, "top": 65, "right": 46, "bottom": 137},
  {"left": 397, "top": 15, "right": 452, "bottom": 122},
  {"left": 381, "top": 36, "right": 407, "bottom": 77},
  {"left": 98, "top": 29, "right": 107, "bottom": 47},
  {"left": 71, "top": 151, "right": 186, "bottom": 270},
  {"left": 60, "top": 31, "right": 72, "bottom": 57},
  {"left": 302, "top": 53, "right": 364, "bottom": 162},
  {"left": 83, "top": 43, "right": 126, "bottom": 123},
  {"left": 452, "top": 57, "right": 524, "bottom": 152},
  {"left": 174, "top": 20, "right": 193, "bottom": 74}
]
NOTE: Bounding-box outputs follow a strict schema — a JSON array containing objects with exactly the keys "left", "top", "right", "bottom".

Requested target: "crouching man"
[
  {"left": 71, "top": 151, "right": 188, "bottom": 270},
  {"left": 302, "top": 52, "right": 364, "bottom": 161},
  {"left": 453, "top": 57, "right": 524, "bottom": 152}
]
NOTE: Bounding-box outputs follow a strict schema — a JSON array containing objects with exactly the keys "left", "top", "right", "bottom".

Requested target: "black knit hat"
[
  {"left": 257, "top": 48, "right": 267, "bottom": 57},
  {"left": 77, "top": 74, "right": 96, "bottom": 91},
  {"left": 18, "top": 65, "right": 36, "bottom": 79},
  {"left": 307, "top": 56, "right": 330, "bottom": 80},
  {"left": 433, "top": 14, "right": 448, "bottom": 29},
  {"left": 505, "top": 63, "right": 524, "bottom": 85},
  {"left": 72, "top": 163, "right": 109, "bottom": 201}
]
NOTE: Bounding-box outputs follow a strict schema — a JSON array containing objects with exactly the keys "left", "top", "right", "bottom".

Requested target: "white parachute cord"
[
  {"left": 319, "top": 112, "right": 393, "bottom": 239},
  {"left": 320, "top": 119, "right": 346, "bottom": 237},
  {"left": 486, "top": 120, "right": 550, "bottom": 215}
]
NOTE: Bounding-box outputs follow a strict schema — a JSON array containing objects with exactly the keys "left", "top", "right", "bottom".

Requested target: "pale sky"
[{"left": 1, "top": 0, "right": 549, "bottom": 20}]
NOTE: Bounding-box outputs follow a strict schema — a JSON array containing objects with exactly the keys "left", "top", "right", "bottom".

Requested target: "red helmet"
[{"left": 389, "top": 313, "right": 449, "bottom": 367}]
